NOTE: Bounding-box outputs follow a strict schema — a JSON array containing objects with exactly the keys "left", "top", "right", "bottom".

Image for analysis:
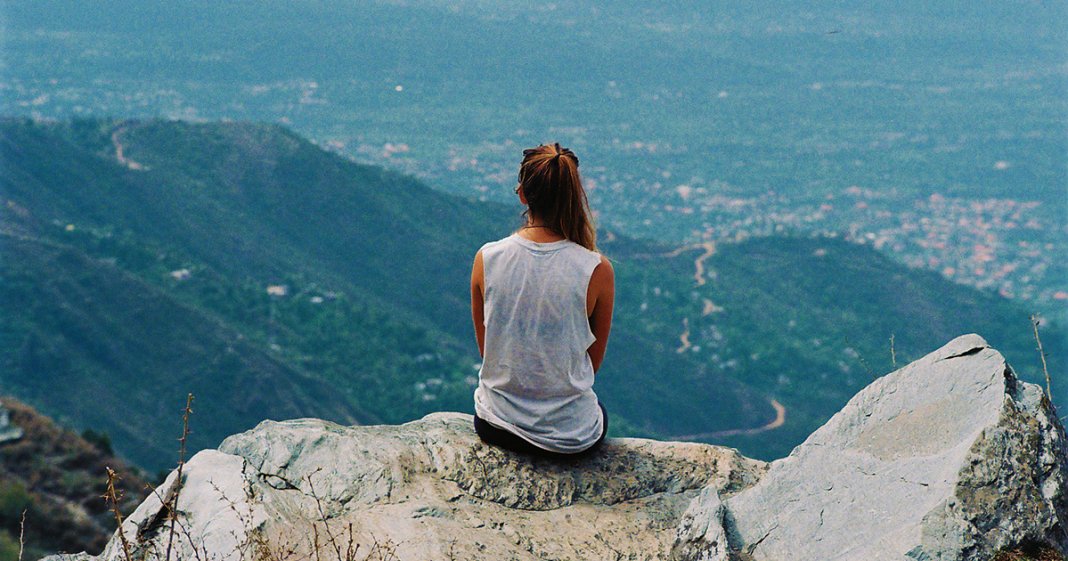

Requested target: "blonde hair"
[{"left": 517, "top": 143, "right": 597, "bottom": 251}]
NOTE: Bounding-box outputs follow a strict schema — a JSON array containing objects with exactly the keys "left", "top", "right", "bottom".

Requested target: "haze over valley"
[{"left": 5, "top": 0, "right": 1066, "bottom": 322}]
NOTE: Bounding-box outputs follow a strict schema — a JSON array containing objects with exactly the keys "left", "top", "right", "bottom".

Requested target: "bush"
[
  {"left": 0, "top": 530, "right": 21, "bottom": 561},
  {"left": 0, "top": 481, "right": 32, "bottom": 529},
  {"left": 81, "top": 429, "right": 114, "bottom": 456}
]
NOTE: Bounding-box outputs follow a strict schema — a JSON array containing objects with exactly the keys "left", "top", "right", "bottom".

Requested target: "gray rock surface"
[
  {"left": 59, "top": 334, "right": 1066, "bottom": 561},
  {"left": 679, "top": 334, "right": 1067, "bottom": 561},
  {"left": 0, "top": 403, "right": 23, "bottom": 443},
  {"left": 100, "top": 450, "right": 262, "bottom": 561},
  {"left": 673, "top": 486, "right": 730, "bottom": 561},
  {"left": 91, "top": 412, "right": 764, "bottom": 561}
]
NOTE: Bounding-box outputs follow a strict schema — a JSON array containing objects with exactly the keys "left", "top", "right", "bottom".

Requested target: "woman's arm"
[
  {"left": 586, "top": 255, "right": 615, "bottom": 373},
  {"left": 471, "top": 249, "right": 486, "bottom": 358}
]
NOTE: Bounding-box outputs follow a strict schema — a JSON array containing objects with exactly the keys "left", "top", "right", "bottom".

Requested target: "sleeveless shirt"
[{"left": 473, "top": 233, "right": 605, "bottom": 453}]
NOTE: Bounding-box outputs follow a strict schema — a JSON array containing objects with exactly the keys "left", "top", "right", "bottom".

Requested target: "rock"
[
  {"left": 677, "top": 334, "right": 1068, "bottom": 561},
  {"left": 55, "top": 334, "right": 1067, "bottom": 561},
  {"left": 85, "top": 412, "right": 765, "bottom": 561},
  {"left": 672, "top": 486, "right": 730, "bottom": 561},
  {"left": 39, "top": 554, "right": 94, "bottom": 561},
  {"left": 99, "top": 450, "right": 265, "bottom": 561},
  {"left": 0, "top": 403, "right": 23, "bottom": 443}
]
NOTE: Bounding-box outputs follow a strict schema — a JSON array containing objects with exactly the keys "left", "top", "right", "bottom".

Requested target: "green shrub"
[
  {"left": 0, "top": 481, "right": 32, "bottom": 529},
  {"left": 80, "top": 428, "right": 114, "bottom": 456},
  {"left": 0, "top": 530, "right": 20, "bottom": 561}
]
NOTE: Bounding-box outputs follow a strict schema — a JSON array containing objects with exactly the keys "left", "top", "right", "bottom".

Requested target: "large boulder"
[
  {"left": 90, "top": 412, "right": 765, "bottom": 561},
  {"left": 675, "top": 334, "right": 1068, "bottom": 561},
  {"left": 53, "top": 334, "right": 1066, "bottom": 561}
]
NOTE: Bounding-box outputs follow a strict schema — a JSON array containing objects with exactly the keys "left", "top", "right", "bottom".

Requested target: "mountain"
[
  {"left": 0, "top": 117, "right": 771, "bottom": 468},
  {"left": 1, "top": 117, "right": 1063, "bottom": 471}
]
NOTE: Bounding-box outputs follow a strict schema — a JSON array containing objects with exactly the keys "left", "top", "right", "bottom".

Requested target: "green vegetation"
[
  {"left": 80, "top": 429, "right": 114, "bottom": 456},
  {"left": 0, "top": 532, "right": 21, "bottom": 561},
  {"left": 0, "top": 398, "right": 147, "bottom": 559},
  {"left": 0, "top": 481, "right": 32, "bottom": 528}
]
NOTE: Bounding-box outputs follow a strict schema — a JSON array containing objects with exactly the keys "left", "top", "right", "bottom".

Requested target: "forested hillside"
[{"left": 1, "top": 117, "right": 1061, "bottom": 470}]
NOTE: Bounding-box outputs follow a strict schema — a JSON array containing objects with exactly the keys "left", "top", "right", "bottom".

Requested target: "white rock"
[
  {"left": 55, "top": 334, "right": 1066, "bottom": 561},
  {"left": 679, "top": 334, "right": 1068, "bottom": 561},
  {"left": 100, "top": 450, "right": 265, "bottom": 561},
  {"left": 0, "top": 403, "right": 23, "bottom": 443},
  {"left": 672, "top": 486, "right": 729, "bottom": 561},
  {"left": 85, "top": 412, "right": 763, "bottom": 561}
]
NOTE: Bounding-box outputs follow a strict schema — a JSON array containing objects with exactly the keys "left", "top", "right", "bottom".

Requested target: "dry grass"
[
  {"left": 103, "top": 467, "right": 133, "bottom": 561},
  {"left": 993, "top": 544, "right": 1065, "bottom": 561},
  {"left": 16, "top": 511, "right": 24, "bottom": 561},
  {"left": 164, "top": 393, "right": 194, "bottom": 561}
]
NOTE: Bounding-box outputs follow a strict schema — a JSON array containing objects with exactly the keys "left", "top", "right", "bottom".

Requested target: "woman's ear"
[{"left": 517, "top": 184, "right": 528, "bottom": 205}]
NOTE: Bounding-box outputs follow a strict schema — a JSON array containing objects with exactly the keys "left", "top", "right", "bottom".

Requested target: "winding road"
[
  {"left": 667, "top": 398, "right": 787, "bottom": 441},
  {"left": 663, "top": 239, "right": 789, "bottom": 440},
  {"left": 676, "top": 318, "right": 692, "bottom": 353},
  {"left": 664, "top": 241, "right": 717, "bottom": 287},
  {"left": 111, "top": 126, "right": 148, "bottom": 171}
]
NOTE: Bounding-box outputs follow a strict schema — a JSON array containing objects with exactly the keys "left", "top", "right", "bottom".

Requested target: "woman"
[{"left": 470, "top": 142, "right": 615, "bottom": 458}]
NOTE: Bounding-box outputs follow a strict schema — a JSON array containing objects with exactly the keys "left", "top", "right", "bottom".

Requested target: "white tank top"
[{"left": 473, "top": 233, "right": 605, "bottom": 453}]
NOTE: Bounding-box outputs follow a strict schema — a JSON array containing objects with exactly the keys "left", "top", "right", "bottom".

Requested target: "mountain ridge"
[{"left": 1, "top": 116, "right": 1062, "bottom": 471}]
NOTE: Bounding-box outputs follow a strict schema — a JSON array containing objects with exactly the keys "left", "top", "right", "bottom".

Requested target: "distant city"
[{"left": 4, "top": 1, "right": 1065, "bottom": 322}]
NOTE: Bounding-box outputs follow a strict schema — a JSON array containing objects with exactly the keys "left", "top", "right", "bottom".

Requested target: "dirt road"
[
  {"left": 664, "top": 241, "right": 716, "bottom": 287},
  {"left": 111, "top": 126, "right": 147, "bottom": 170},
  {"left": 667, "top": 398, "right": 787, "bottom": 440}
]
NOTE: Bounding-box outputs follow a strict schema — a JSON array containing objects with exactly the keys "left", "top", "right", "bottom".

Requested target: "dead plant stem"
[
  {"left": 1031, "top": 315, "right": 1053, "bottom": 403},
  {"left": 165, "top": 393, "right": 195, "bottom": 561},
  {"left": 306, "top": 472, "right": 344, "bottom": 560},
  {"left": 17, "top": 510, "right": 25, "bottom": 561},
  {"left": 105, "top": 467, "right": 134, "bottom": 561}
]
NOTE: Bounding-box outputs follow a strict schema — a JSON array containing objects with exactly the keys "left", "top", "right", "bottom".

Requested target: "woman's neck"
[{"left": 517, "top": 217, "right": 565, "bottom": 242}]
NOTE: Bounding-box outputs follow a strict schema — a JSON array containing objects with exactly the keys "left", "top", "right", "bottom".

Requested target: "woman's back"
[{"left": 473, "top": 233, "right": 605, "bottom": 453}]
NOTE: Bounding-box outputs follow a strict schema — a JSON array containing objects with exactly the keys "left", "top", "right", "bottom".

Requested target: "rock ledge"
[{"left": 52, "top": 335, "right": 1066, "bottom": 561}]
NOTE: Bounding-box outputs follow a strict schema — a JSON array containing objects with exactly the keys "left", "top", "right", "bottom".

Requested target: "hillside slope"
[
  {"left": 2, "top": 235, "right": 373, "bottom": 465},
  {"left": 0, "top": 398, "right": 148, "bottom": 561},
  {"left": 1, "top": 117, "right": 1061, "bottom": 469},
  {"left": 0, "top": 118, "right": 772, "bottom": 467}
]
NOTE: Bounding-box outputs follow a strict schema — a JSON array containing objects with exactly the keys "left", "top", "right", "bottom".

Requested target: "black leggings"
[{"left": 473, "top": 401, "right": 608, "bottom": 459}]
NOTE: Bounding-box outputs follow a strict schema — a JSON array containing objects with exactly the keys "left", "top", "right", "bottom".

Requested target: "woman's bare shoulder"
[{"left": 590, "top": 254, "right": 614, "bottom": 286}]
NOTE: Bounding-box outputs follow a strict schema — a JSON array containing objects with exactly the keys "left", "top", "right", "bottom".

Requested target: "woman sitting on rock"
[{"left": 470, "top": 142, "right": 614, "bottom": 458}]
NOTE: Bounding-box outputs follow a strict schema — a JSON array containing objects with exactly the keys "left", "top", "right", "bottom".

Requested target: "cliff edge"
[{"left": 50, "top": 335, "right": 1067, "bottom": 561}]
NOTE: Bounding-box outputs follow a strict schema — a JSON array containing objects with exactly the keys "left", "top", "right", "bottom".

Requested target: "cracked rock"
[
  {"left": 46, "top": 335, "right": 1065, "bottom": 561},
  {"left": 678, "top": 334, "right": 1068, "bottom": 561},
  {"left": 67, "top": 412, "right": 764, "bottom": 561}
]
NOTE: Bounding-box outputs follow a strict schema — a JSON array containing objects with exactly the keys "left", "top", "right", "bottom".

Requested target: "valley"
[{"left": 1, "top": 117, "right": 1062, "bottom": 472}]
